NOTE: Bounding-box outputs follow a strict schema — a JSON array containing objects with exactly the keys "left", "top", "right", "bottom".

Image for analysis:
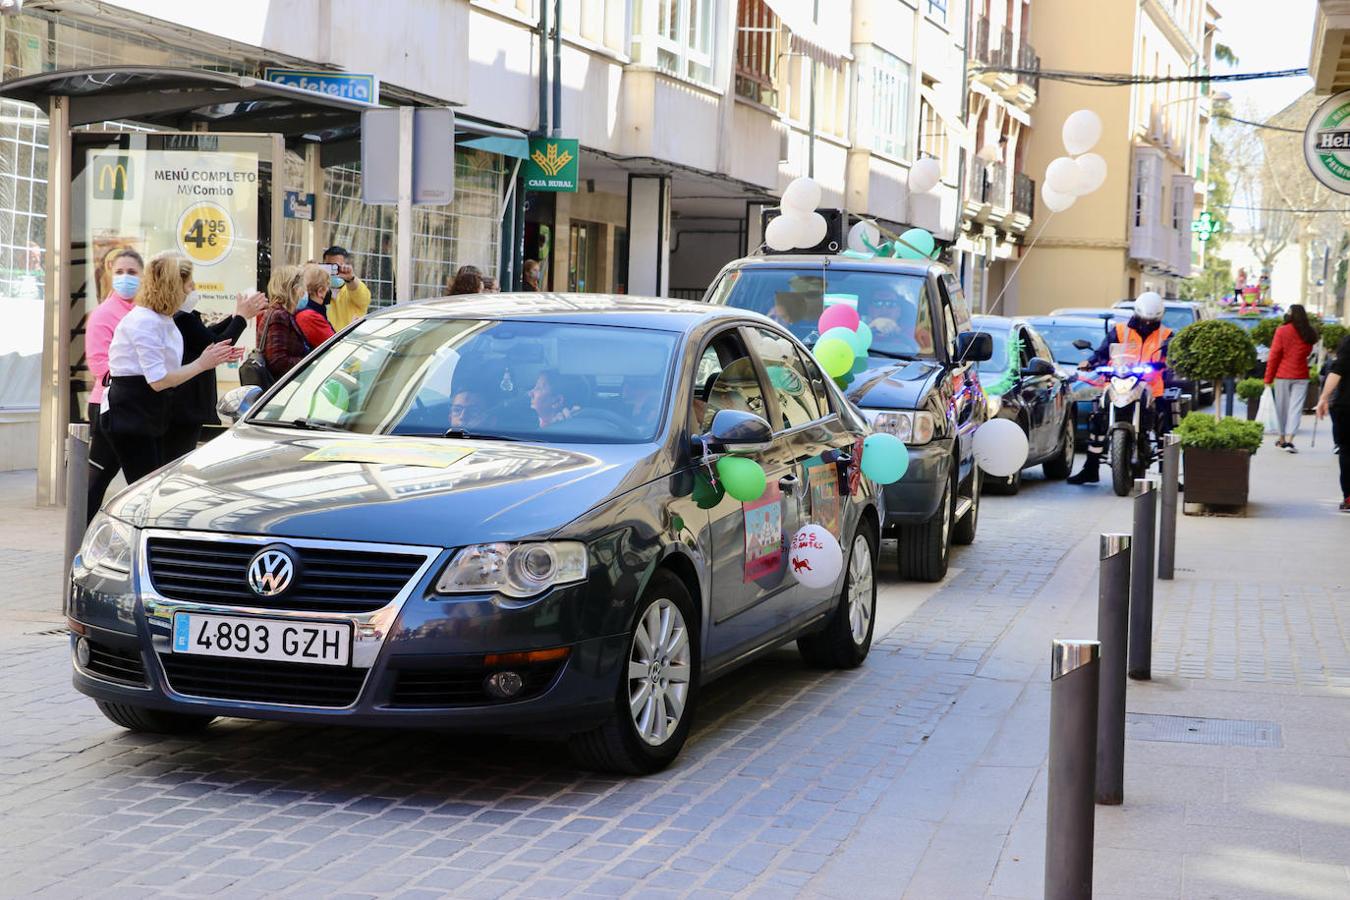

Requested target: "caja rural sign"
[
  {"left": 524, "top": 138, "right": 580, "bottom": 192},
  {"left": 1304, "top": 90, "right": 1350, "bottom": 194}
]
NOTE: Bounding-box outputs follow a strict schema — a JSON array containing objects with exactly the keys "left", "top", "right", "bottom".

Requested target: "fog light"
[
  {"left": 484, "top": 670, "right": 524, "bottom": 700},
  {"left": 75, "top": 637, "right": 91, "bottom": 668}
]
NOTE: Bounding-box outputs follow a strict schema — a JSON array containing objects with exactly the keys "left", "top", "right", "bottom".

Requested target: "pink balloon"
[{"left": 818, "top": 304, "right": 860, "bottom": 333}]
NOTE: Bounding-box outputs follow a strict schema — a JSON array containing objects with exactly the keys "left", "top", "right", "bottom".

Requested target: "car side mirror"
[
  {"left": 1020, "top": 357, "right": 1056, "bottom": 378},
  {"left": 957, "top": 331, "right": 994, "bottom": 363},
  {"left": 218, "top": 385, "right": 263, "bottom": 423},
  {"left": 700, "top": 409, "right": 774, "bottom": 455},
  {"left": 1072, "top": 339, "right": 1093, "bottom": 351}
]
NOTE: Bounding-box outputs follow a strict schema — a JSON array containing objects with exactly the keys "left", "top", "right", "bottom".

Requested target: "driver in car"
[
  {"left": 530, "top": 370, "right": 587, "bottom": 429},
  {"left": 448, "top": 387, "right": 490, "bottom": 430},
  {"left": 862, "top": 287, "right": 932, "bottom": 352}
]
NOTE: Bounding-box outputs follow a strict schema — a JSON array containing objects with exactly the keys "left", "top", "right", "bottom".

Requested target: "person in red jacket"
[
  {"left": 295, "top": 264, "right": 338, "bottom": 347},
  {"left": 1264, "top": 304, "right": 1317, "bottom": 452}
]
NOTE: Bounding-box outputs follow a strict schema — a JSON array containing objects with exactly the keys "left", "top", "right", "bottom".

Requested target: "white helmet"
[{"left": 1134, "top": 291, "right": 1164, "bottom": 322}]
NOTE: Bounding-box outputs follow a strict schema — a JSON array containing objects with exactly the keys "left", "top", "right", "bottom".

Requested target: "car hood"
[
  {"left": 107, "top": 425, "right": 657, "bottom": 547},
  {"left": 843, "top": 358, "right": 943, "bottom": 410}
]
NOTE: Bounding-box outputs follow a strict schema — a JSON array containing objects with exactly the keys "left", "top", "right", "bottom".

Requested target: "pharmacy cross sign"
[
  {"left": 1191, "top": 211, "right": 1220, "bottom": 242},
  {"left": 524, "top": 137, "right": 580, "bottom": 192}
]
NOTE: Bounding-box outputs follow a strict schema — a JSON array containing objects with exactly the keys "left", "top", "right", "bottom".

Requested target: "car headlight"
[
  {"left": 864, "top": 409, "right": 937, "bottom": 444},
  {"left": 435, "top": 542, "right": 588, "bottom": 599},
  {"left": 78, "top": 513, "right": 134, "bottom": 576}
]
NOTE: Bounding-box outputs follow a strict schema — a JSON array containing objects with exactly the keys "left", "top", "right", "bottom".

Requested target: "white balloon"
[
  {"left": 847, "top": 219, "right": 882, "bottom": 254},
  {"left": 1063, "top": 109, "right": 1103, "bottom": 156},
  {"left": 973, "top": 417, "right": 1029, "bottom": 478},
  {"left": 908, "top": 157, "right": 942, "bottom": 194},
  {"left": 799, "top": 212, "right": 828, "bottom": 247},
  {"left": 781, "top": 176, "right": 822, "bottom": 213},
  {"left": 1074, "top": 153, "right": 1108, "bottom": 196},
  {"left": 788, "top": 524, "right": 844, "bottom": 590},
  {"left": 765, "top": 214, "right": 799, "bottom": 252},
  {"left": 1041, "top": 182, "right": 1076, "bottom": 213},
  {"left": 1046, "top": 156, "right": 1086, "bottom": 197}
]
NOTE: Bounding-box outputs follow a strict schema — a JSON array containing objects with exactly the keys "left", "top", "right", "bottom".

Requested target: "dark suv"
[{"left": 705, "top": 255, "right": 992, "bottom": 581}]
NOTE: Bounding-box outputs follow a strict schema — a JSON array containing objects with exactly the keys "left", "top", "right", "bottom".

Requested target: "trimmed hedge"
[
  {"left": 1174, "top": 412, "right": 1264, "bottom": 453},
  {"left": 1170, "top": 319, "right": 1258, "bottom": 381},
  {"left": 1235, "top": 377, "right": 1266, "bottom": 403}
]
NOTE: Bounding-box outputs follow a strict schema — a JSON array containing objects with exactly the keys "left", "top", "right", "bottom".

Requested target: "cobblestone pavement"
[{"left": 1, "top": 425, "right": 1347, "bottom": 899}]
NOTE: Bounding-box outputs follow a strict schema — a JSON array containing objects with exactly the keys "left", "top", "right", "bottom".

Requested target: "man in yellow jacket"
[{"left": 322, "top": 245, "right": 372, "bottom": 331}]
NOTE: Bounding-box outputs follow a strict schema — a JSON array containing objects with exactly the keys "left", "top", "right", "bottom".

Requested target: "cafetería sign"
[{"left": 1303, "top": 90, "right": 1350, "bottom": 194}]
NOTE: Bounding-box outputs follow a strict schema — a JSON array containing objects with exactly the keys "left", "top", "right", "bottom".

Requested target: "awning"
[
  {"left": 919, "top": 83, "right": 972, "bottom": 146},
  {"left": 764, "top": 0, "right": 853, "bottom": 68},
  {"left": 456, "top": 116, "right": 531, "bottom": 159}
]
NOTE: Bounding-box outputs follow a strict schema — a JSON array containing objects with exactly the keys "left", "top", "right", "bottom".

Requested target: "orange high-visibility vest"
[{"left": 1114, "top": 322, "right": 1172, "bottom": 396}]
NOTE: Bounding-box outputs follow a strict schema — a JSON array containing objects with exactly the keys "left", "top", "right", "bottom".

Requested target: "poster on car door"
[
  {"left": 743, "top": 483, "right": 785, "bottom": 583},
  {"left": 806, "top": 460, "right": 841, "bottom": 538},
  {"left": 85, "top": 148, "right": 259, "bottom": 321}
]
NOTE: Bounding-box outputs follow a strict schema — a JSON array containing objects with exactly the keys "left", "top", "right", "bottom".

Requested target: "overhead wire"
[{"left": 971, "top": 66, "right": 1308, "bottom": 87}]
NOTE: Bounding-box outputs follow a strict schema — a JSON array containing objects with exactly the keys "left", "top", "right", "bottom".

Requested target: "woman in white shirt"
[{"left": 102, "top": 252, "right": 241, "bottom": 485}]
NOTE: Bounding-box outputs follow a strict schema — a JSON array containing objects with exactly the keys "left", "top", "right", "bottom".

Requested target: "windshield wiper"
[
  {"left": 441, "top": 428, "right": 522, "bottom": 442},
  {"left": 281, "top": 418, "right": 343, "bottom": 432}
]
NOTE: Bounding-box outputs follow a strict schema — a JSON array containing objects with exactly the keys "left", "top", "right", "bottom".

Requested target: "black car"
[
  {"left": 970, "top": 316, "right": 1075, "bottom": 494},
  {"left": 69, "top": 296, "right": 880, "bottom": 774},
  {"left": 705, "top": 255, "right": 993, "bottom": 582}
]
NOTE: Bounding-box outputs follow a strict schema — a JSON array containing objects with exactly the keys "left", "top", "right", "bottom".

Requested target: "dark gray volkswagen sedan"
[{"left": 69, "top": 295, "right": 879, "bottom": 773}]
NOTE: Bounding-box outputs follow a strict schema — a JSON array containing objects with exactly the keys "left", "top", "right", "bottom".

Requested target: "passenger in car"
[
  {"left": 623, "top": 374, "right": 662, "bottom": 424},
  {"left": 530, "top": 370, "right": 587, "bottom": 428}
]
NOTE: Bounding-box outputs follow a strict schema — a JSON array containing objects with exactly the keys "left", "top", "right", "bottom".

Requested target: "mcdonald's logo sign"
[{"left": 92, "top": 156, "right": 132, "bottom": 200}]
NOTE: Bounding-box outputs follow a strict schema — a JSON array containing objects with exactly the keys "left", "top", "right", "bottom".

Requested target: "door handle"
[{"left": 778, "top": 474, "right": 799, "bottom": 493}]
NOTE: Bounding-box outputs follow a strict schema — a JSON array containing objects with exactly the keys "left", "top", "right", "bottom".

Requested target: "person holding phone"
[{"left": 321, "top": 245, "right": 371, "bottom": 329}]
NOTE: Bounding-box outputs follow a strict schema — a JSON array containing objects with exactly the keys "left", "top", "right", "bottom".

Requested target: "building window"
[
  {"left": 735, "top": 0, "right": 779, "bottom": 105},
  {"left": 568, "top": 220, "right": 602, "bottom": 292},
  {"left": 917, "top": 89, "right": 954, "bottom": 183},
  {"left": 634, "top": 0, "right": 715, "bottom": 84},
  {"left": 927, "top": 0, "right": 949, "bottom": 22},
  {"left": 864, "top": 47, "right": 912, "bottom": 160}
]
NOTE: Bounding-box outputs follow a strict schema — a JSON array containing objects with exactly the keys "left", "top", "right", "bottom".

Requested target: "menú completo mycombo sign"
[{"left": 1303, "top": 90, "right": 1350, "bottom": 194}]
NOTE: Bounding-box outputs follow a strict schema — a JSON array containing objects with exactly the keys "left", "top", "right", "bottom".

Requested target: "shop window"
[{"left": 568, "top": 220, "right": 602, "bottom": 292}]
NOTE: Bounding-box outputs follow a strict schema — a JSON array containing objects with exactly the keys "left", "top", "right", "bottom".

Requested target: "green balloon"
[
  {"left": 813, "top": 337, "right": 855, "bottom": 378},
  {"left": 692, "top": 471, "right": 726, "bottom": 509},
  {"left": 716, "top": 455, "right": 767, "bottom": 503},
  {"left": 320, "top": 379, "right": 350, "bottom": 411},
  {"left": 855, "top": 320, "right": 873, "bottom": 351},
  {"left": 896, "top": 228, "right": 936, "bottom": 260}
]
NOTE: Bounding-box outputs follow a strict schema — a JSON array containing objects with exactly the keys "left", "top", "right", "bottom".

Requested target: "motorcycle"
[{"left": 1077, "top": 346, "right": 1177, "bottom": 497}]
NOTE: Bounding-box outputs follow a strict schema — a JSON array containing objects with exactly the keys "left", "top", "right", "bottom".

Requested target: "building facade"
[{"left": 1014, "top": 0, "right": 1217, "bottom": 316}]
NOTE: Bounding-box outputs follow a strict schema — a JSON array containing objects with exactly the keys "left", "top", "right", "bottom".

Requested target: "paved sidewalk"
[{"left": 0, "top": 417, "right": 1345, "bottom": 898}]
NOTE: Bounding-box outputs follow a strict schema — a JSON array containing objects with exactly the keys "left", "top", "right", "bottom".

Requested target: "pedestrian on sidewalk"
[
  {"left": 163, "top": 287, "right": 266, "bottom": 462},
  {"left": 321, "top": 245, "right": 371, "bottom": 330},
  {"left": 448, "top": 268, "right": 484, "bottom": 295},
  {"left": 84, "top": 248, "right": 143, "bottom": 522},
  {"left": 258, "top": 264, "right": 314, "bottom": 382},
  {"left": 296, "top": 264, "right": 338, "bottom": 346},
  {"left": 1315, "top": 334, "right": 1350, "bottom": 511},
  {"left": 101, "top": 252, "right": 241, "bottom": 485},
  {"left": 1265, "top": 304, "right": 1317, "bottom": 452}
]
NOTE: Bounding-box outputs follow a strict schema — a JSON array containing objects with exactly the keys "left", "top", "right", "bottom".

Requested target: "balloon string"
[{"left": 987, "top": 212, "right": 1055, "bottom": 316}]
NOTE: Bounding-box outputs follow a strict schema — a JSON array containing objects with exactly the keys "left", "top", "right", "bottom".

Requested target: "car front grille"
[
  {"left": 145, "top": 538, "right": 428, "bottom": 613},
  {"left": 83, "top": 639, "right": 147, "bottom": 686},
  {"left": 159, "top": 654, "right": 366, "bottom": 707},
  {"left": 388, "top": 661, "right": 563, "bottom": 708}
]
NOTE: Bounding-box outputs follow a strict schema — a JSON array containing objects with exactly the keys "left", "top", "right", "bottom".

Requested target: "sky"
[{"left": 1213, "top": 0, "right": 1316, "bottom": 118}]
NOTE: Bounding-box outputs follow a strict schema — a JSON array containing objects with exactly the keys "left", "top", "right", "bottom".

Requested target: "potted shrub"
[
  {"left": 1175, "top": 412, "right": 1264, "bottom": 510},
  {"left": 1322, "top": 323, "right": 1347, "bottom": 355},
  {"left": 1305, "top": 365, "right": 1321, "bottom": 414},
  {"left": 1236, "top": 377, "right": 1265, "bottom": 420},
  {"left": 1169, "top": 320, "right": 1258, "bottom": 421}
]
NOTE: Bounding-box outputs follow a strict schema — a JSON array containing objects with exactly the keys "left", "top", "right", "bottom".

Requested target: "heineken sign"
[
  {"left": 1304, "top": 91, "right": 1350, "bottom": 194},
  {"left": 524, "top": 138, "right": 580, "bottom": 192}
]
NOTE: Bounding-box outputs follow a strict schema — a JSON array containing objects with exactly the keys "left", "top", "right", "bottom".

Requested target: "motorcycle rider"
[{"left": 1067, "top": 292, "right": 1173, "bottom": 485}]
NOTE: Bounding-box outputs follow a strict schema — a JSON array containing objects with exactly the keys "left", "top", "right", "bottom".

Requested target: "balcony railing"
[
  {"left": 974, "top": 16, "right": 991, "bottom": 66},
  {"left": 735, "top": 0, "right": 779, "bottom": 106},
  {"left": 1018, "top": 43, "right": 1040, "bottom": 93},
  {"left": 997, "top": 27, "right": 1015, "bottom": 69},
  {"left": 968, "top": 157, "right": 988, "bottom": 202},
  {"left": 968, "top": 158, "right": 1011, "bottom": 209},
  {"left": 1013, "top": 173, "right": 1035, "bottom": 217}
]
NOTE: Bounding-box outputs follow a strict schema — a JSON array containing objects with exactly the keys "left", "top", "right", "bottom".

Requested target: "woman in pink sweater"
[
  {"left": 85, "top": 248, "right": 143, "bottom": 521},
  {"left": 1264, "top": 304, "right": 1318, "bottom": 452}
]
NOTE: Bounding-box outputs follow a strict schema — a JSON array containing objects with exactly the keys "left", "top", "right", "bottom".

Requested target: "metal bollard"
[
  {"left": 1128, "top": 478, "right": 1157, "bottom": 680},
  {"left": 1158, "top": 434, "right": 1180, "bottom": 581},
  {"left": 1046, "top": 639, "right": 1100, "bottom": 900},
  {"left": 63, "top": 424, "right": 91, "bottom": 613},
  {"left": 1096, "top": 534, "right": 1131, "bottom": 805}
]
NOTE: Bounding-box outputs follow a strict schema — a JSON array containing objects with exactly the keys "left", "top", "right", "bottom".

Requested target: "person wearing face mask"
[
  {"left": 84, "top": 248, "right": 144, "bottom": 523},
  {"left": 163, "top": 285, "right": 267, "bottom": 462},
  {"left": 321, "top": 245, "right": 371, "bottom": 330},
  {"left": 295, "top": 264, "right": 338, "bottom": 346},
  {"left": 102, "top": 252, "right": 243, "bottom": 485}
]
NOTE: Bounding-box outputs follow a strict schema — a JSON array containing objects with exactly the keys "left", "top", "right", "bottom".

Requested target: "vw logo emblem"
[{"left": 247, "top": 546, "right": 297, "bottom": 597}]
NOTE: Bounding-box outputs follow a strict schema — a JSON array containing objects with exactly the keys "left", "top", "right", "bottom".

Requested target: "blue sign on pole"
[
  {"left": 283, "top": 191, "right": 315, "bottom": 221},
  {"left": 263, "top": 68, "right": 379, "bottom": 104}
]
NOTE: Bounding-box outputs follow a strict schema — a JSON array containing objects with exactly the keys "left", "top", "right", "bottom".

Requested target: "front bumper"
[{"left": 879, "top": 439, "right": 952, "bottom": 530}]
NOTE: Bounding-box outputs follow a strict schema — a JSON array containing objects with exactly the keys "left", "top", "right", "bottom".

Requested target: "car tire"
[
  {"left": 952, "top": 467, "right": 980, "bottom": 546},
  {"left": 898, "top": 466, "right": 954, "bottom": 582},
  {"left": 94, "top": 700, "right": 215, "bottom": 734},
  {"left": 1111, "top": 430, "right": 1134, "bottom": 497},
  {"left": 568, "top": 570, "right": 698, "bottom": 775},
  {"left": 1043, "top": 416, "right": 1075, "bottom": 480},
  {"left": 798, "top": 524, "right": 878, "bottom": 669},
  {"left": 985, "top": 466, "right": 1022, "bottom": 496}
]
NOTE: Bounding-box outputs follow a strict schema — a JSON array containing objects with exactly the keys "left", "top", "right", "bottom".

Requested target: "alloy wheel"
[
  {"left": 628, "top": 598, "right": 692, "bottom": 747},
  {"left": 940, "top": 479, "right": 952, "bottom": 552},
  {"left": 847, "top": 534, "right": 875, "bottom": 646}
]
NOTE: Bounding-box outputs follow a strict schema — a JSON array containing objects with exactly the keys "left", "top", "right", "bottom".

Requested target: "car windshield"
[
  {"left": 708, "top": 267, "right": 936, "bottom": 360},
  {"left": 1218, "top": 315, "right": 1262, "bottom": 332},
  {"left": 975, "top": 328, "right": 1010, "bottom": 374},
  {"left": 249, "top": 317, "right": 679, "bottom": 444},
  {"left": 1035, "top": 324, "right": 1104, "bottom": 365},
  {"left": 1119, "top": 305, "right": 1196, "bottom": 332}
]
